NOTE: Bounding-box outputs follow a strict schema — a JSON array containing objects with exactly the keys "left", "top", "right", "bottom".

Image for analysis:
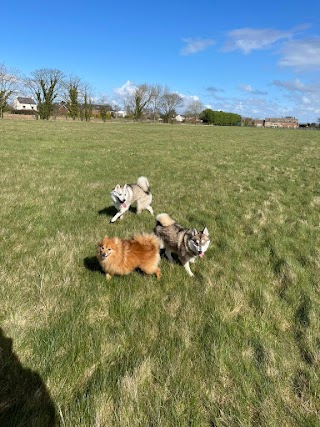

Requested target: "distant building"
[
  {"left": 13, "top": 97, "right": 37, "bottom": 111},
  {"left": 114, "top": 110, "right": 126, "bottom": 118},
  {"left": 55, "top": 102, "right": 69, "bottom": 116},
  {"left": 264, "top": 117, "right": 298, "bottom": 128},
  {"left": 252, "top": 119, "right": 264, "bottom": 127},
  {"left": 175, "top": 114, "right": 185, "bottom": 122}
]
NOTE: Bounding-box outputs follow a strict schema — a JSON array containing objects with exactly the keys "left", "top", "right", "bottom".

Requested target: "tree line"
[{"left": 0, "top": 63, "right": 241, "bottom": 125}]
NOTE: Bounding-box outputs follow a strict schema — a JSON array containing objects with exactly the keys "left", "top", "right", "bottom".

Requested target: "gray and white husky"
[
  {"left": 110, "top": 176, "right": 154, "bottom": 223},
  {"left": 154, "top": 213, "right": 210, "bottom": 277}
]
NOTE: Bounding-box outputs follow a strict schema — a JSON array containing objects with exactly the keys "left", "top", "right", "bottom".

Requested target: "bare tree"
[
  {"left": 0, "top": 64, "right": 20, "bottom": 118},
  {"left": 25, "top": 68, "right": 65, "bottom": 119},
  {"left": 158, "top": 89, "right": 183, "bottom": 123},
  {"left": 125, "top": 83, "right": 155, "bottom": 120},
  {"left": 150, "top": 84, "right": 163, "bottom": 121},
  {"left": 184, "top": 99, "right": 204, "bottom": 124},
  {"left": 79, "top": 83, "right": 93, "bottom": 122}
]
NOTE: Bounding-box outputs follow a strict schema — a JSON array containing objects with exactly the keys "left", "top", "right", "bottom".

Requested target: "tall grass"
[{"left": 1, "top": 120, "right": 319, "bottom": 426}]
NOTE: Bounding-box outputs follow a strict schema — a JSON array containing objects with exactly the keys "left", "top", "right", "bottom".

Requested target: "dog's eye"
[
  {"left": 107, "top": 248, "right": 111, "bottom": 251},
  {"left": 101, "top": 246, "right": 104, "bottom": 250}
]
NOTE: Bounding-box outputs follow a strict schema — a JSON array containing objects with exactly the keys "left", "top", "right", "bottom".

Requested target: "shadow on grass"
[
  {"left": 84, "top": 256, "right": 104, "bottom": 274},
  {"left": 98, "top": 205, "right": 138, "bottom": 220},
  {"left": 98, "top": 205, "right": 117, "bottom": 217},
  {"left": 0, "top": 328, "right": 56, "bottom": 427},
  {"left": 294, "top": 294, "right": 314, "bottom": 366},
  {"left": 84, "top": 256, "right": 160, "bottom": 280},
  {"left": 160, "top": 250, "right": 207, "bottom": 282}
]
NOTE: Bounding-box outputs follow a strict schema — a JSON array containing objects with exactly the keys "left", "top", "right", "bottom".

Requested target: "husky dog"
[
  {"left": 154, "top": 213, "right": 210, "bottom": 277},
  {"left": 110, "top": 176, "right": 153, "bottom": 223}
]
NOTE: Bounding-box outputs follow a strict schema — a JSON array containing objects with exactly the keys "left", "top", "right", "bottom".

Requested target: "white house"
[
  {"left": 175, "top": 114, "right": 185, "bottom": 122},
  {"left": 114, "top": 110, "right": 126, "bottom": 118},
  {"left": 13, "top": 97, "right": 37, "bottom": 111}
]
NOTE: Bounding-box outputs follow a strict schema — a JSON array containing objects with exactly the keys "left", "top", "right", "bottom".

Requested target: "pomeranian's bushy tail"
[
  {"left": 156, "top": 213, "right": 175, "bottom": 227},
  {"left": 137, "top": 176, "right": 151, "bottom": 193},
  {"left": 134, "top": 233, "right": 160, "bottom": 250}
]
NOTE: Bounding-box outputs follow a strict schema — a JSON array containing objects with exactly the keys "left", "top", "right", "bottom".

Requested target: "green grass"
[{"left": 0, "top": 120, "right": 319, "bottom": 426}]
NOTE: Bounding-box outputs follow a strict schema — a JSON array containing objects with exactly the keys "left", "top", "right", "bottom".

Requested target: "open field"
[{"left": 1, "top": 120, "right": 319, "bottom": 426}]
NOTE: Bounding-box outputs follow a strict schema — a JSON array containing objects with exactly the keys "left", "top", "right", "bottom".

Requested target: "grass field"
[{"left": 1, "top": 120, "right": 319, "bottom": 426}]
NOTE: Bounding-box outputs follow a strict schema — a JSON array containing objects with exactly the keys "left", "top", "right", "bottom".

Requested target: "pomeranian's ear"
[
  {"left": 202, "top": 227, "right": 209, "bottom": 236},
  {"left": 98, "top": 236, "right": 108, "bottom": 246},
  {"left": 113, "top": 237, "right": 120, "bottom": 244}
]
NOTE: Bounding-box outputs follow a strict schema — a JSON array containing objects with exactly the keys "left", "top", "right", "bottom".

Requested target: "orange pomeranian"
[{"left": 97, "top": 233, "right": 161, "bottom": 280}]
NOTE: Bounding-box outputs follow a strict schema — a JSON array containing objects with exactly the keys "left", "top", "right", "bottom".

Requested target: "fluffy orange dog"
[{"left": 97, "top": 234, "right": 161, "bottom": 280}]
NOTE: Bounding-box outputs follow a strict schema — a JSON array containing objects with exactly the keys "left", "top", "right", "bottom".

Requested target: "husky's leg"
[
  {"left": 136, "top": 201, "right": 142, "bottom": 214},
  {"left": 111, "top": 207, "right": 127, "bottom": 223},
  {"left": 110, "top": 211, "right": 122, "bottom": 222},
  {"left": 182, "top": 261, "right": 194, "bottom": 277},
  {"left": 165, "top": 249, "right": 175, "bottom": 263},
  {"left": 189, "top": 257, "right": 196, "bottom": 263},
  {"left": 145, "top": 205, "right": 154, "bottom": 215},
  {"left": 157, "top": 239, "right": 164, "bottom": 250}
]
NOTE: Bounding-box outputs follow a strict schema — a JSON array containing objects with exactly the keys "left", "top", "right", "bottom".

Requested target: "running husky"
[
  {"left": 154, "top": 213, "right": 210, "bottom": 277},
  {"left": 110, "top": 176, "right": 153, "bottom": 223}
]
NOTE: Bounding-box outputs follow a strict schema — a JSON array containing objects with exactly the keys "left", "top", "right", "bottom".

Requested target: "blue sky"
[{"left": 2, "top": 0, "right": 320, "bottom": 122}]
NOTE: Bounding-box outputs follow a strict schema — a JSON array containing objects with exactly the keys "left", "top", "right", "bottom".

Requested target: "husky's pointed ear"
[
  {"left": 202, "top": 227, "right": 209, "bottom": 236},
  {"left": 115, "top": 184, "right": 120, "bottom": 191},
  {"left": 123, "top": 184, "right": 128, "bottom": 191},
  {"left": 192, "top": 228, "right": 198, "bottom": 236}
]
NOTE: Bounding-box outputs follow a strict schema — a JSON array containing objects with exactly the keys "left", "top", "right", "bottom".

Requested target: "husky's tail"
[
  {"left": 156, "top": 213, "right": 176, "bottom": 227},
  {"left": 134, "top": 233, "right": 160, "bottom": 250},
  {"left": 137, "top": 176, "right": 151, "bottom": 193}
]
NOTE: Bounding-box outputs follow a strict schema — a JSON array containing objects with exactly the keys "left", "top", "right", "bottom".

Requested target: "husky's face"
[
  {"left": 112, "top": 184, "right": 129, "bottom": 207},
  {"left": 188, "top": 228, "right": 210, "bottom": 258}
]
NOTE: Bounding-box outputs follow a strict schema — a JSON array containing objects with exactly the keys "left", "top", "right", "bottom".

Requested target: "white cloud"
[
  {"left": 239, "top": 84, "right": 268, "bottom": 95},
  {"left": 206, "top": 86, "right": 225, "bottom": 99},
  {"left": 179, "top": 93, "right": 200, "bottom": 102},
  {"left": 176, "top": 93, "right": 203, "bottom": 112},
  {"left": 223, "top": 27, "right": 294, "bottom": 54},
  {"left": 270, "top": 78, "right": 320, "bottom": 121},
  {"left": 181, "top": 37, "right": 215, "bottom": 55},
  {"left": 272, "top": 78, "right": 314, "bottom": 92},
  {"left": 278, "top": 39, "right": 320, "bottom": 70},
  {"left": 204, "top": 80, "right": 320, "bottom": 122},
  {"left": 113, "top": 80, "right": 137, "bottom": 98}
]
